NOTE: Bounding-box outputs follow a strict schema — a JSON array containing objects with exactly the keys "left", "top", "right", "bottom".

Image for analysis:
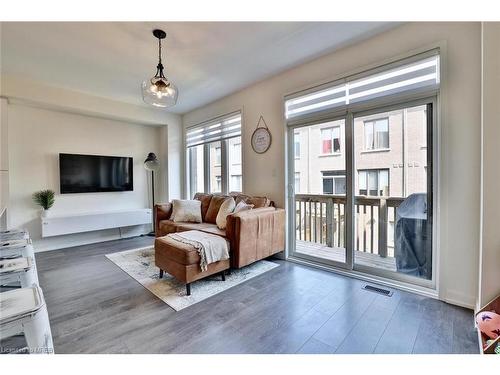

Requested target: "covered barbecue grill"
[{"left": 394, "top": 193, "right": 431, "bottom": 279}]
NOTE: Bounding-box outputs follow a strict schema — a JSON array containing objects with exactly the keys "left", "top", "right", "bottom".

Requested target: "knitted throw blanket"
[{"left": 168, "top": 230, "right": 229, "bottom": 272}]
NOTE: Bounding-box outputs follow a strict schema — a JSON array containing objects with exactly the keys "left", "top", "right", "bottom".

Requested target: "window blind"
[
  {"left": 186, "top": 112, "right": 242, "bottom": 148},
  {"left": 285, "top": 52, "right": 440, "bottom": 120}
]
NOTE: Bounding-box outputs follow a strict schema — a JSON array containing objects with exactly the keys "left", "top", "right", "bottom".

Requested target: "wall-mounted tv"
[{"left": 59, "top": 153, "right": 133, "bottom": 194}]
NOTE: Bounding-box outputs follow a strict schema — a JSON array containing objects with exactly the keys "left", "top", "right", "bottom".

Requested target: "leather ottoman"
[{"left": 154, "top": 235, "right": 230, "bottom": 296}]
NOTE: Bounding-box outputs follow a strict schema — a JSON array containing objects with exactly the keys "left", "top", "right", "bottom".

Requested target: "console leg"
[
  {"left": 159, "top": 269, "right": 163, "bottom": 279},
  {"left": 221, "top": 271, "right": 226, "bottom": 281},
  {"left": 186, "top": 283, "right": 191, "bottom": 296}
]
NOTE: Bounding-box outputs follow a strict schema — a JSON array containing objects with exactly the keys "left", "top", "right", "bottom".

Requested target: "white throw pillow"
[
  {"left": 170, "top": 199, "right": 202, "bottom": 223},
  {"left": 216, "top": 197, "right": 236, "bottom": 230},
  {"left": 233, "top": 200, "right": 254, "bottom": 213}
]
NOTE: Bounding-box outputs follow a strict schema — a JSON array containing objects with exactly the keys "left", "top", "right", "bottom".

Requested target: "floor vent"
[{"left": 363, "top": 284, "right": 393, "bottom": 297}]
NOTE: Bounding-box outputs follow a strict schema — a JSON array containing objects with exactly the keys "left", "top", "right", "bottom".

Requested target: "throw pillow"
[
  {"left": 193, "top": 193, "right": 213, "bottom": 221},
  {"left": 216, "top": 197, "right": 236, "bottom": 230},
  {"left": 233, "top": 200, "right": 254, "bottom": 213},
  {"left": 170, "top": 199, "right": 202, "bottom": 223},
  {"left": 205, "top": 195, "right": 228, "bottom": 224}
]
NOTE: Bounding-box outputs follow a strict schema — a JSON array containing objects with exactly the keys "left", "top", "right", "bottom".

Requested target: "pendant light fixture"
[{"left": 142, "top": 29, "right": 178, "bottom": 108}]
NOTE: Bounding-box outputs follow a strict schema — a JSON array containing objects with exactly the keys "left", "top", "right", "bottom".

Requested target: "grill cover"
[{"left": 394, "top": 193, "right": 430, "bottom": 279}]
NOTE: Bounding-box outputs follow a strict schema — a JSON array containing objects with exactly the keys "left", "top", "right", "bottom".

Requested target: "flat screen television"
[{"left": 59, "top": 153, "right": 133, "bottom": 194}]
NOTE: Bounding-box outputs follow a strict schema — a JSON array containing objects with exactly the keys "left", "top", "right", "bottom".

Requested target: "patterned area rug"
[{"left": 105, "top": 246, "right": 279, "bottom": 311}]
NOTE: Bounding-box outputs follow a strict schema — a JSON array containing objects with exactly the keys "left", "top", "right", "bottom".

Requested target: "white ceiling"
[{"left": 1, "top": 22, "right": 399, "bottom": 114}]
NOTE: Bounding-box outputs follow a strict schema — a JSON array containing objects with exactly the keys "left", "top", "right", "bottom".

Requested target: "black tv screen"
[{"left": 59, "top": 153, "right": 133, "bottom": 194}]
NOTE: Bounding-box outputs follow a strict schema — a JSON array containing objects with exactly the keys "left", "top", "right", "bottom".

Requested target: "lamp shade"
[{"left": 144, "top": 152, "right": 159, "bottom": 171}]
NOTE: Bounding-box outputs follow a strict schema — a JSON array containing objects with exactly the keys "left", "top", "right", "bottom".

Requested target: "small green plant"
[{"left": 32, "top": 189, "right": 55, "bottom": 210}]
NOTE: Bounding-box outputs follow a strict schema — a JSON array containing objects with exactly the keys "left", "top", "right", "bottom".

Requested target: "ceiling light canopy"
[{"left": 142, "top": 29, "right": 178, "bottom": 108}]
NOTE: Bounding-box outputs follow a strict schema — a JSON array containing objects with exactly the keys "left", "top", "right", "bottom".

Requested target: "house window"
[
  {"left": 294, "top": 172, "right": 300, "bottom": 193},
  {"left": 209, "top": 141, "right": 222, "bottom": 193},
  {"left": 215, "top": 175, "right": 222, "bottom": 192},
  {"left": 358, "top": 169, "right": 389, "bottom": 196},
  {"left": 215, "top": 146, "right": 222, "bottom": 166},
  {"left": 322, "top": 170, "right": 346, "bottom": 195},
  {"left": 228, "top": 136, "right": 243, "bottom": 192},
  {"left": 231, "top": 142, "right": 241, "bottom": 165},
  {"left": 321, "top": 126, "right": 341, "bottom": 154},
  {"left": 230, "top": 175, "right": 242, "bottom": 192},
  {"left": 186, "top": 112, "right": 242, "bottom": 196},
  {"left": 188, "top": 144, "right": 205, "bottom": 196},
  {"left": 294, "top": 132, "right": 301, "bottom": 159},
  {"left": 364, "top": 118, "right": 389, "bottom": 150}
]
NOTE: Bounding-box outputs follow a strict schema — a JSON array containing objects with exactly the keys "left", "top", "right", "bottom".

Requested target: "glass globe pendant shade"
[{"left": 142, "top": 76, "right": 178, "bottom": 108}]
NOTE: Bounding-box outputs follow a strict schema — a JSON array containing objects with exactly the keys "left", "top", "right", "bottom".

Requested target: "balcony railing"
[{"left": 295, "top": 194, "right": 405, "bottom": 258}]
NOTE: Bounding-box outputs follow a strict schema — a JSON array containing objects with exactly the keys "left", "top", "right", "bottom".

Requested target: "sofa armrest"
[
  {"left": 226, "top": 207, "right": 285, "bottom": 268},
  {"left": 154, "top": 203, "right": 172, "bottom": 237}
]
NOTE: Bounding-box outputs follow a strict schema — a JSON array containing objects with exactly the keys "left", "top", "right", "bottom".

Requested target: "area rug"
[{"left": 105, "top": 246, "right": 279, "bottom": 311}]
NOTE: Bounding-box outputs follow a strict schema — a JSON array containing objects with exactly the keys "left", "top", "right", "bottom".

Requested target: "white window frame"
[{"left": 186, "top": 112, "right": 243, "bottom": 197}]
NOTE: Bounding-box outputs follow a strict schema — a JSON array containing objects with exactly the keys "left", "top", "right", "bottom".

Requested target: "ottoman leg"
[
  {"left": 159, "top": 269, "right": 164, "bottom": 279},
  {"left": 221, "top": 271, "right": 226, "bottom": 281},
  {"left": 186, "top": 283, "right": 191, "bottom": 296}
]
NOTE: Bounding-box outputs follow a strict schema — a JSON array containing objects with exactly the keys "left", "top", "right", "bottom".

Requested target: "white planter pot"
[{"left": 41, "top": 209, "right": 50, "bottom": 218}]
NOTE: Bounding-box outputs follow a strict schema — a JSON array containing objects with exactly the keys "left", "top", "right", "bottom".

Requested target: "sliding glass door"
[{"left": 288, "top": 98, "right": 435, "bottom": 288}]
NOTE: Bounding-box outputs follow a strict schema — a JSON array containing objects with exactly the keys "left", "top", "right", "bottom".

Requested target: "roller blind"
[
  {"left": 186, "top": 112, "right": 241, "bottom": 148},
  {"left": 285, "top": 52, "right": 440, "bottom": 120}
]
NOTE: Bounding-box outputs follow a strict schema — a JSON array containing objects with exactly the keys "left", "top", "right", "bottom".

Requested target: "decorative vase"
[{"left": 41, "top": 209, "right": 50, "bottom": 218}]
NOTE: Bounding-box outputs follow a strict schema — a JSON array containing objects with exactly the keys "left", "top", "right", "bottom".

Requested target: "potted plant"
[{"left": 32, "top": 189, "right": 55, "bottom": 218}]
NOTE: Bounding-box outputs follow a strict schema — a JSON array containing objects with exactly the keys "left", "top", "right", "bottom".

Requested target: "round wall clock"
[{"left": 251, "top": 116, "right": 272, "bottom": 154}]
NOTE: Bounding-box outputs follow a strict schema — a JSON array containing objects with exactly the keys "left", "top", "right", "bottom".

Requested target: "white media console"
[{"left": 41, "top": 208, "right": 152, "bottom": 237}]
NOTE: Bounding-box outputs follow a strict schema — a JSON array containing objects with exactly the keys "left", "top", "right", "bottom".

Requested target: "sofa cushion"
[
  {"left": 205, "top": 195, "right": 228, "bottom": 224},
  {"left": 170, "top": 199, "right": 202, "bottom": 223},
  {"left": 175, "top": 222, "right": 226, "bottom": 237},
  {"left": 216, "top": 197, "right": 235, "bottom": 229},
  {"left": 193, "top": 193, "right": 213, "bottom": 221}
]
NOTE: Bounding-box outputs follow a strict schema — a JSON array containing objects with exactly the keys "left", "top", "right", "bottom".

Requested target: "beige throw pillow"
[
  {"left": 216, "top": 197, "right": 236, "bottom": 229},
  {"left": 233, "top": 200, "right": 254, "bottom": 213},
  {"left": 170, "top": 199, "right": 202, "bottom": 223}
]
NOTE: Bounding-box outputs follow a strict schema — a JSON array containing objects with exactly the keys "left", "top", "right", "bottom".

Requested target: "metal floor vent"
[{"left": 363, "top": 284, "right": 393, "bottom": 297}]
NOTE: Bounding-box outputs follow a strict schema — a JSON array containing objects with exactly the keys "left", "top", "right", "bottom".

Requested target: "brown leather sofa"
[{"left": 154, "top": 192, "right": 285, "bottom": 268}]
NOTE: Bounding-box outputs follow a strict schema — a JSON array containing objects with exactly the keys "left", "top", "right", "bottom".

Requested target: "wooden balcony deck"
[{"left": 295, "top": 240, "right": 397, "bottom": 272}]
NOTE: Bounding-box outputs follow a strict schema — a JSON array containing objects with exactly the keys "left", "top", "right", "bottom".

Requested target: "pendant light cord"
[{"left": 158, "top": 37, "right": 162, "bottom": 64}]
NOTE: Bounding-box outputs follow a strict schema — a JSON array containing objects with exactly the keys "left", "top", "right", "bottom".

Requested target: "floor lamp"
[{"left": 144, "top": 152, "right": 159, "bottom": 236}]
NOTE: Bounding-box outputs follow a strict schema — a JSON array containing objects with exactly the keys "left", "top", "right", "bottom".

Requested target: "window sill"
[
  {"left": 361, "top": 148, "right": 391, "bottom": 154},
  {"left": 319, "top": 152, "right": 341, "bottom": 157}
]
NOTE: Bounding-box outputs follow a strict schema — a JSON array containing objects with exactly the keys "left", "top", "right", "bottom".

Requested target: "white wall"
[
  {"left": 183, "top": 23, "right": 482, "bottom": 308},
  {"left": 479, "top": 22, "right": 500, "bottom": 307},
  {"left": 1, "top": 78, "right": 183, "bottom": 251}
]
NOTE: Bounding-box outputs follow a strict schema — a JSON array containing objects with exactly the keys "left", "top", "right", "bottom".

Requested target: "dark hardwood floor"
[{"left": 30, "top": 236, "right": 478, "bottom": 354}]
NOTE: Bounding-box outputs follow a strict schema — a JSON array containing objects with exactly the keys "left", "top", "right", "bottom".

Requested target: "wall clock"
[{"left": 251, "top": 115, "right": 272, "bottom": 154}]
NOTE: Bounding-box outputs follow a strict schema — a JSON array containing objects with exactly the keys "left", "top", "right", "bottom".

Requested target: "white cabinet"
[{"left": 41, "top": 209, "right": 152, "bottom": 237}]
